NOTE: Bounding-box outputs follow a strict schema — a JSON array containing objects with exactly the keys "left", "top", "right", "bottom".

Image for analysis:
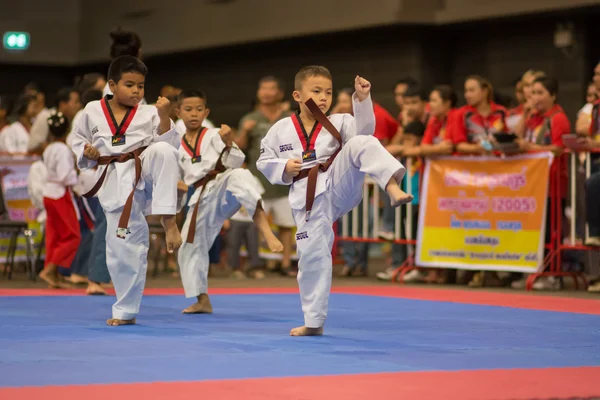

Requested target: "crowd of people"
[{"left": 1, "top": 28, "right": 600, "bottom": 308}]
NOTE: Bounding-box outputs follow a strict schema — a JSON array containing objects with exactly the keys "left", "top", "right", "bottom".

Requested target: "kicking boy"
[
  {"left": 72, "top": 55, "right": 182, "bottom": 326},
  {"left": 176, "top": 90, "right": 282, "bottom": 313},
  {"left": 257, "top": 67, "right": 412, "bottom": 336}
]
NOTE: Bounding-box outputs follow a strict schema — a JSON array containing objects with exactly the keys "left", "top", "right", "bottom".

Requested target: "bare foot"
[
  {"left": 290, "top": 326, "right": 324, "bottom": 336},
  {"left": 161, "top": 215, "right": 182, "bottom": 254},
  {"left": 386, "top": 179, "right": 413, "bottom": 207},
  {"left": 264, "top": 232, "right": 284, "bottom": 253},
  {"left": 182, "top": 293, "right": 213, "bottom": 314},
  {"left": 86, "top": 281, "right": 107, "bottom": 295},
  {"left": 106, "top": 318, "right": 136, "bottom": 326},
  {"left": 39, "top": 268, "right": 59, "bottom": 288},
  {"left": 68, "top": 274, "right": 89, "bottom": 285},
  {"left": 252, "top": 202, "right": 284, "bottom": 252}
]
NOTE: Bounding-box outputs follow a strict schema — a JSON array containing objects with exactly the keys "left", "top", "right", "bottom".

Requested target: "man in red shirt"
[{"left": 373, "top": 102, "right": 399, "bottom": 146}]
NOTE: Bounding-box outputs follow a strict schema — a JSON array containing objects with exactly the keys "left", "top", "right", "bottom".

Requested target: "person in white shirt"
[
  {"left": 28, "top": 88, "right": 82, "bottom": 153},
  {"left": 2, "top": 94, "right": 37, "bottom": 154},
  {"left": 257, "top": 67, "right": 411, "bottom": 336},
  {"left": 72, "top": 56, "right": 182, "bottom": 326},
  {"left": 176, "top": 90, "right": 282, "bottom": 314},
  {"left": 38, "top": 110, "right": 81, "bottom": 288}
]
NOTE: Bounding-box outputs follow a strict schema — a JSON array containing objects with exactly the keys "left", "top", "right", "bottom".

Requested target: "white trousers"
[
  {"left": 292, "top": 135, "right": 406, "bottom": 328},
  {"left": 178, "top": 168, "right": 262, "bottom": 298},
  {"left": 105, "top": 142, "right": 180, "bottom": 320}
]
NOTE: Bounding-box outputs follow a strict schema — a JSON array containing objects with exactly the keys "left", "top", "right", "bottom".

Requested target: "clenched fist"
[
  {"left": 354, "top": 75, "right": 371, "bottom": 102},
  {"left": 83, "top": 144, "right": 100, "bottom": 161},
  {"left": 284, "top": 159, "right": 302, "bottom": 179},
  {"left": 219, "top": 124, "right": 233, "bottom": 146},
  {"left": 155, "top": 96, "right": 171, "bottom": 120}
]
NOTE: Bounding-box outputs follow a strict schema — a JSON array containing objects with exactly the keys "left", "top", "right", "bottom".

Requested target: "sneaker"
[
  {"left": 587, "top": 281, "right": 600, "bottom": 293},
  {"left": 532, "top": 276, "right": 560, "bottom": 291},
  {"left": 231, "top": 270, "right": 245, "bottom": 279},
  {"left": 376, "top": 267, "right": 395, "bottom": 281},
  {"left": 511, "top": 278, "right": 527, "bottom": 290},
  {"left": 403, "top": 269, "right": 425, "bottom": 283},
  {"left": 378, "top": 231, "right": 395, "bottom": 241}
]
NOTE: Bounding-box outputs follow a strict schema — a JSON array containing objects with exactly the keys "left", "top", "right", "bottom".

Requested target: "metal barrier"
[{"left": 336, "top": 151, "right": 597, "bottom": 291}]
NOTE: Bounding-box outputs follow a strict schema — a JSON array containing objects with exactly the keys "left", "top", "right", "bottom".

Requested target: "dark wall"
[{"left": 2, "top": 9, "right": 599, "bottom": 126}]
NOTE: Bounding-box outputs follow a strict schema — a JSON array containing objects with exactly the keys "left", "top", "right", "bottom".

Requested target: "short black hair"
[
  {"left": 107, "top": 55, "right": 148, "bottom": 84},
  {"left": 24, "top": 81, "right": 45, "bottom": 95},
  {"left": 81, "top": 89, "right": 103, "bottom": 107},
  {"left": 14, "top": 94, "right": 36, "bottom": 116},
  {"left": 403, "top": 85, "right": 428, "bottom": 100},
  {"left": 395, "top": 77, "right": 418, "bottom": 89},
  {"left": 177, "top": 89, "right": 208, "bottom": 105},
  {"left": 534, "top": 76, "right": 559, "bottom": 97},
  {"left": 74, "top": 73, "right": 104, "bottom": 96},
  {"left": 432, "top": 85, "right": 457, "bottom": 108},
  {"left": 47, "top": 110, "right": 69, "bottom": 139},
  {"left": 403, "top": 121, "right": 425, "bottom": 138},
  {"left": 258, "top": 75, "right": 284, "bottom": 92},
  {"left": 55, "top": 87, "right": 76, "bottom": 108}
]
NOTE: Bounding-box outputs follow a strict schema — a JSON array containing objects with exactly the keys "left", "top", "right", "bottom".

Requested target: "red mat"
[
  {"left": 2, "top": 366, "right": 599, "bottom": 400},
  {"left": 1, "top": 286, "right": 598, "bottom": 315}
]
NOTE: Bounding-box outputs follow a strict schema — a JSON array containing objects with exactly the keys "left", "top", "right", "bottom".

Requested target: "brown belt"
[
  {"left": 83, "top": 147, "right": 147, "bottom": 238},
  {"left": 292, "top": 99, "right": 343, "bottom": 221},
  {"left": 185, "top": 146, "right": 230, "bottom": 243}
]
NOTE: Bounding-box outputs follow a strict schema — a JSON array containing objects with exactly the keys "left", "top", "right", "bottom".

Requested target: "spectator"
[
  {"left": 236, "top": 76, "right": 295, "bottom": 276},
  {"left": 332, "top": 88, "right": 372, "bottom": 277},
  {"left": 67, "top": 89, "right": 102, "bottom": 148},
  {"left": 376, "top": 121, "right": 424, "bottom": 282},
  {"left": 513, "top": 76, "right": 570, "bottom": 290},
  {"left": 28, "top": 87, "right": 81, "bottom": 153},
  {"left": 389, "top": 85, "right": 457, "bottom": 158},
  {"left": 227, "top": 163, "right": 266, "bottom": 279},
  {"left": 1, "top": 94, "right": 37, "bottom": 154},
  {"left": 394, "top": 77, "right": 418, "bottom": 125},
  {"left": 452, "top": 75, "right": 508, "bottom": 155},
  {"left": 23, "top": 82, "right": 47, "bottom": 119},
  {"left": 507, "top": 70, "right": 546, "bottom": 131},
  {"left": 0, "top": 96, "right": 11, "bottom": 152},
  {"left": 576, "top": 81, "right": 599, "bottom": 136}
]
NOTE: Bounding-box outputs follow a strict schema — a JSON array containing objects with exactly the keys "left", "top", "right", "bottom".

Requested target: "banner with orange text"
[{"left": 416, "top": 153, "right": 553, "bottom": 273}]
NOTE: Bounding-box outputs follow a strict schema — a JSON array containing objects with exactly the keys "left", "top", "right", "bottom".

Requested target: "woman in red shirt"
[
  {"left": 520, "top": 76, "right": 570, "bottom": 196},
  {"left": 403, "top": 85, "right": 457, "bottom": 158},
  {"left": 507, "top": 70, "right": 546, "bottom": 131},
  {"left": 451, "top": 75, "right": 508, "bottom": 154},
  {"left": 512, "top": 76, "right": 570, "bottom": 290}
]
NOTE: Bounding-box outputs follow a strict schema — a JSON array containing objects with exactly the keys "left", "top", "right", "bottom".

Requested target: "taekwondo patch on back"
[
  {"left": 279, "top": 143, "right": 293, "bottom": 152},
  {"left": 302, "top": 149, "right": 316, "bottom": 163},
  {"left": 112, "top": 135, "right": 126, "bottom": 146},
  {"left": 296, "top": 231, "right": 308, "bottom": 240},
  {"left": 191, "top": 156, "right": 201, "bottom": 164}
]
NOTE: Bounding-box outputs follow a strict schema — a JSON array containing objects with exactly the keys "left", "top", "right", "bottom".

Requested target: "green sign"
[{"left": 3, "top": 32, "right": 30, "bottom": 51}]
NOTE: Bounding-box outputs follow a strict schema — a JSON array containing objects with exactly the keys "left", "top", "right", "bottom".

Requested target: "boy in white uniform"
[
  {"left": 257, "top": 67, "right": 412, "bottom": 336},
  {"left": 72, "top": 56, "right": 182, "bottom": 326},
  {"left": 176, "top": 90, "right": 282, "bottom": 313}
]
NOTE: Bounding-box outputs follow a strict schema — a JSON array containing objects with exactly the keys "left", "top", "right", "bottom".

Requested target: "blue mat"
[{"left": 0, "top": 294, "right": 599, "bottom": 388}]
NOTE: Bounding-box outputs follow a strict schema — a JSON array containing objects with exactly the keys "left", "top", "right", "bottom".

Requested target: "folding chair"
[{"left": 0, "top": 178, "right": 36, "bottom": 280}]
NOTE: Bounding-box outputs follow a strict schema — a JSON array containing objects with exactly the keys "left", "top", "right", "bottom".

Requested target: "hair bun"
[
  {"left": 47, "top": 110, "right": 66, "bottom": 129},
  {"left": 110, "top": 29, "right": 133, "bottom": 43}
]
